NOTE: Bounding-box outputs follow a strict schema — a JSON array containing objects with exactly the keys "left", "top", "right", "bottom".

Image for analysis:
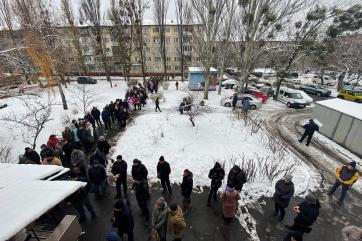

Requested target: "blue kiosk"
[{"left": 188, "top": 67, "right": 218, "bottom": 91}]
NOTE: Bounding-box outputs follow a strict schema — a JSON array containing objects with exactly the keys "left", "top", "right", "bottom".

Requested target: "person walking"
[
  {"left": 273, "top": 175, "right": 295, "bottom": 221},
  {"left": 168, "top": 203, "right": 186, "bottom": 241},
  {"left": 220, "top": 183, "right": 240, "bottom": 224},
  {"left": 242, "top": 97, "right": 251, "bottom": 115},
  {"left": 207, "top": 162, "right": 225, "bottom": 206},
  {"left": 181, "top": 169, "right": 193, "bottom": 212},
  {"left": 151, "top": 197, "right": 168, "bottom": 241},
  {"left": 227, "top": 165, "right": 247, "bottom": 192},
  {"left": 88, "top": 160, "right": 108, "bottom": 199},
  {"left": 134, "top": 178, "right": 150, "bottom": 222},
  {"left": 91, "top": 107, "right": 102, "bottom": 127},
  {"left": 285, "top": 194, "right": 320, "bottom": 234},
  {"left": 157, "top": 156, "right": 172, "bottom": 195},
  {"left": 283, "top": 231, "right": 303, "bottom": 241},
  {"left": 112, "top": 155, "right": 128, "bottom": 200},
  {"left": 298, "top": 119, "right": 319, "bottom": 146},
  {"left": 341, "top": 226, "right": 362, "bottom": 241},
  {"left": 113, "top": 200, "right": 134, "bottom": 241},
  {"left": 175, "top": 80, "right": 179, "bottom": 90},
  {"left": 131, "top": 159, "right": 148, "bottom": 182},
  {"left": 155, "top": 97, "right": 162, "bottom": 112},
  {"left": 102, "top": 108, "right": 112, "bottom": 130},
  {"left": 232, "top": 93, "right": 238, "bottom": 110},
  {"left": 328, "top": 160, "right": 359, "bottom": 205}
]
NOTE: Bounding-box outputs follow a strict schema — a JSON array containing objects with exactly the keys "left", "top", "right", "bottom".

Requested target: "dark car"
[
  {"left": 0, "top": 103, "right": 8, "bottom": 109},
  {"left": 301, "top": 84, "right": 331, "bottom": 97},
  {"left": 77, "top": 76, "right": 97, "bottom": 84}
]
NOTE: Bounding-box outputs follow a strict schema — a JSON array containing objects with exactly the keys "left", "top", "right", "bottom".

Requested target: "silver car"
[{"left": 220, "top": 94, "right": 262, "bottom": 110}]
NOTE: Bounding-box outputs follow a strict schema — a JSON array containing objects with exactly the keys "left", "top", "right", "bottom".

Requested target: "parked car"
[
  {"left": 224, "top": 68, "right": 237, "bottom": 76},
  {"left": 220, "top": 94, "right": 262, "bottom": 110},
  {"left": 0, "top": 103, "right": 8, "bottom": 109},
  {"left": 337, "top": 89, "right": 362, "bottom": 103},
  {"left": 222, "top": 79, "right": 238, "bottom": 89},
  {"left": 312, "top": 75, "right": 337, "bottom": 86},
  {"left": 258, "top": 86, "right": 274, "bottom": 97},
  {"left": 76, "top": 76, "right": 97, "bottom": 84},
  {"left": 277, "top": 87, "right": 307, "bottom": 109},
  {"left": 298, "top": 90, "right": 313, "bottom": 105},
  {"left": 301, "top": 84, "right": 331, "bottom": 97},
  {"left": 242, "top": 89, "right": 268, "bottom": 103}
]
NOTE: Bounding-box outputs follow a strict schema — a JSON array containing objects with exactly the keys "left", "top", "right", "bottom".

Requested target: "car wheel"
[
  {"left": 316, "top": 92, "right": 322, "bottom": 97},
  {"left": 287, "top": 102, "right": 291, "bottom": 108},
  {"left": 337, "top": 95, "right": 344, "bottom": 99},
  {"left": 225, "top": 103, "right": 231, "bottom": 107},
  {"left": 250, "top": 105, "right": 256, "bottom": 110}
]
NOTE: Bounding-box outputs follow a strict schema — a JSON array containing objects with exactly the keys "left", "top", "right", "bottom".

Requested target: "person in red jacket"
[{"left": 47, "top": 134, "right": 61, "bottom": 150}]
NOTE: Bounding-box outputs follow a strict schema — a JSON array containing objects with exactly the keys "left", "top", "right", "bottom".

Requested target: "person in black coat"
[
  {"left": 155, "top": 97, "right": 162, "bottom": 112},
  {"left": 91, "top": 107, "right": 102, "bottom": 127},
  {"left": 286, "top": 194, "right": 320, "bottom": 234},
  {"left": 24, "top": 147, "right": 41, "bottom": 164},
  {"left": 181, "top": 169, "right": 193, "bottom": 212},
  {"left": 134, "top": 178, "right": 150, "bottom": 221},
  {"left": 88, "top": 160, "right": 108, "bottom": 198},
  {"left": 84, "top": 112, "right": 96, "bottom": 129},
  {"left": 90, "top": 149, "right": 108, "bottom": 167},
  {"left": 207, "top": 162, "right": 225, "bottom": 205},
  {"left": 131, "top": 159, "right": 148, "bottom": 182},
  {"left": 113, "top": 200, "right": 134, "bottom": 241},
  {"left": 61, "top": 141, "right": 74, "bottom": 167},
  {"left": 298, "top": 119, "right": 319, "bottom": 146},
  {"left": 97, "top": 136, "right": 111, "bottom": 156},
  {"left": 157, "top": 155, "right": 172, "bottom": 195},
  {"left": 232, "top": 93, "right": 238, "bottom": 110},
  {"left": 283, "top": 231, "right": 303, "bottom": 241},
  {"left": 112, "top": 155, "right": 128, "bottom": 199},
  {"left": 273, "top": 175, "right": 295, "bottom": 221},
  {"left": 119, "top": 108, "right": 128, "bottom": 127},
  {"left": 102, "top": 108, "right": 112, "bottom": 130},
  {"left": 227, "top": 165, "right": 247, "bottom": 192},
  {"left": 109, "top": 101, "right": 116, "bottom": 123}
]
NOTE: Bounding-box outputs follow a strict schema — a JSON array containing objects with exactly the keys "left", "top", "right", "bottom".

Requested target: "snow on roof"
[
  {"left": 316, "top": 98, "right": 362, "bottom": 120},
  {"left": 0, "top": 180, "right": 85, "bottom": 241},
  {"left": 0, "top": 164, "right": 81, "bottom": 240},
  {"left": 188, "top": 67, "right": 218, "bottom": 73},
  {"left": 142, "top": 19, "right": 180, "bottom": 25}
]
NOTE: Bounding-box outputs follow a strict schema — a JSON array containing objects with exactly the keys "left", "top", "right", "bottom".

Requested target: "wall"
[{"left": 313, "top": 103, "right": 362, "bottom": 157}]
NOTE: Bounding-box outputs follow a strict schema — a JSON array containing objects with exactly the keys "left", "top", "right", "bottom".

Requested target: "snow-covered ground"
[{"left": 0, "top": 80, "right": 128, "bottom": 161}]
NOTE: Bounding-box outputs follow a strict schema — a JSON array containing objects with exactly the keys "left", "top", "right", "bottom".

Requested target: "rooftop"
[{"left": 316, "top": 98, "right": 362, "bottom": 120}]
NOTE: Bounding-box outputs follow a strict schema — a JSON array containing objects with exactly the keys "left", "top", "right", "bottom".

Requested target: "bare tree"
[
  {"left": 61, "top": 0, "right": 87, "bottom": 75},
  {"left": 182, "top": 91, "right": 204, "bottom": 127},
  {"left": 0, "top": 97, "right": 52, "bottom": 149},
  {"left": 189, "top": 0, "right": 227, "bottom": 99},
  {"left": 80, "top": 0, "right": 113, "bottom": 87},
  {"left": 152, "top": 0, "right": 170, "bottom": 80},
  {"left": 175, "top": 0, "right": 184, "bottom": 81},
  {"left": 0, "top": 138, "right": 12, "bottom": 163},
  {"left": 70, "top": 84, "right": 98, "bottom": 114}
]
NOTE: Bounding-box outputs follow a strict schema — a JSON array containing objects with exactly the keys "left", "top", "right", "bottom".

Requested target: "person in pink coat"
[{"left": 220, "top": 183, "right": 240, "bottom": 224}]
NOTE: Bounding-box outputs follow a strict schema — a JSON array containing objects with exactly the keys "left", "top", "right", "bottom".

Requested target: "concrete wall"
[{"left": 313, "top": 103, "right": 362, "bottom": 157}]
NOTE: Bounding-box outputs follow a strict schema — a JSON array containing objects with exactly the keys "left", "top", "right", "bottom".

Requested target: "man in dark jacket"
[
  {"left": 84, "top": 112, "right": 96, "bottom": 129},
  {"left": 102, "top": 108, "right": 112, "bottom": 130},
  {"left": 88, "top": 160, "right": 108, "bottom": 198},
  {"left": 61, "top": 141, "right": 74, "bottom": 168},
  {"left": 283, "top": 231, "right": 303, "bottom": 241},
  {"left": 286, "top": 194, "right": 320, "bottom": 234},
  {"left": 273, "top": 175, "right": 295, "bottom": 221},
  {"left": 97, "top": 136, "right": 111, "bottom": 156},
  {"left": 134, "top": 178, "right": 150, "bottom": 222},
  {"left": 112, "top": 155, "right": 128, "bottom": 199},
  {"left": 232, "top": 93, "right": 238, "bottom": 110},
  {"left": 119, "top": 108, "right": 129, "bottom": 127},
  {"left": 113, "top": 200, "right": 134, "bottom": 241},
  {"left": 298, "top": 119, "right": 319, "bottom": 146},
  {"left": 131, "top": 159, "right": 148, "bottom": 182},
  {"left": 155, "top": 97, "right": 162, "bottom": 112},
  {"left": 207, "top": 162, "right": 225, "bottom": 205},
  {"left": 157, "top": 155, "right": 172, "bottom": 195},
  {"left": 90, "top": 149, "right": 108, "bottom": 167},
  {"left": 69, "top": 165, "right": 96, "bottom": 222},
  {"left": 227, "top": 165, "right": 247, "bottom": 192},
  {"left": 91, "top": 107, "right": 102, "bottom": 127},
  {"left": 24, "top": 147, "right": 41, "bottom": 164},
  {"left": 328, "top": 160, "right": 360, "bottom": 205},
  {"left": 181, "top": 169, "right": 193, "bottom": 212}
]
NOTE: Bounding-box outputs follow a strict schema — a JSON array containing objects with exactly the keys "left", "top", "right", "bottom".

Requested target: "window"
[
  {"left": 175, "top": 66, "right": 179, "bottom": 70},
  {"left": 166, "top": 27, "right": 170, "bottom": 32},
  {"left": 83, "top": 46, "right": 90, "bottom": 52},
  {"left": 106, "top": 48, "right": 110, "bottom": 53},
  {"left": 280, "top": 90, "right": 284, "bottom": 95},
  {"left": 166, "top": 57, "right": 171, "bottom": 61},
  {"left": 153, "top": 37, "right": 160, "bottom": 43},
  {"left": 155, "top": 57, "right": 161, "bottom": 61},
  {"left": 84, "top": 56, "right": 92, "bottom": 62},
  {"left": 69, "top": 57, "right": 74, "bottom": 61},
  {"left": 174, "top": 37, "right": 179, "bottom": 43},
  {"left": 153, "top": 27, "right": 159, "bottom": 32},
  {"left": 183, "top": 46, "right": 192, "bottom": 51},
  {"left": 166, "top": 38, "right": 170, "bottom": 43}
]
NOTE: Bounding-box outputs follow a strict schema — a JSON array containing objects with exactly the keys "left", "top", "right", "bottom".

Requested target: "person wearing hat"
[
  {"left": 23, "top": 147, "right": 41, "bottom": 164},
  {"left": 283, "top": 231, "right": 303, "bottom": 241},
  {"left": 151, "top": 197, "right": 168, "bottom": 241},
  {"left": 168, "top": 203, "right": 186, "bottom": 241},
  {"left": 43, "top": 150, "right": 62, "bottom": 166},
  {"left": 298, "top": 119, "right": 319, "bottom": 147},
  {"left": 220, "top": 183, "right": 241, "bottom": 224},
  {"left": 131, "top": 159, "right": 148, "bottom": 182},
  {"left": 112, "top": 155, "right": 128, "bottom": 200},
  {"left": 181, "top": 169, "right": 193, "bottom": 212},
  {"left": 207, "top": 162, "right": 225, "bottom": 206},
  {"left": 97, "top": 136, "right": 111, "bottom": 156},
  {"left": 113, "top": 200, "right": 134, "bottom": 241},
  {"left": 286, "top": 194, "right": 320, "bottom": 234},
  {"left": 328, "top": 160, "right": 360, "bottom": 205},
  {"left": 157, "top": 156, "right": 172, "bottom": 195},
  {"left": 273, "top": 175, "right": 295, "bottom": 221}
]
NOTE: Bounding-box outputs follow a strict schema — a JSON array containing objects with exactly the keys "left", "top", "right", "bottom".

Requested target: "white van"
[
  {"left": 278, "top": 87, "right": 308, "bottom": 109},
  {"left": 312, "top": 76, "right": 337, "bottom": 86}
]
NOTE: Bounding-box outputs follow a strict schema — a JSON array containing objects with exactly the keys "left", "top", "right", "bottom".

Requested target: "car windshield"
[{"left": 289, "top": 93, "right": 302, "bottom": 99}]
